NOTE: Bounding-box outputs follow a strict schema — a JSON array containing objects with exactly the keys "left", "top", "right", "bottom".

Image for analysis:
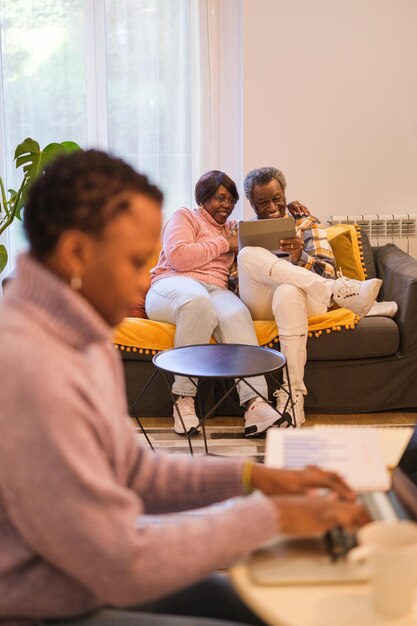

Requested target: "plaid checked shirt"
[
  {"left": 294, "top": 214, "right": 336, "bottom": 278},
  {"left": 228, "top": 213, "right": 336, "bottom": 294}
]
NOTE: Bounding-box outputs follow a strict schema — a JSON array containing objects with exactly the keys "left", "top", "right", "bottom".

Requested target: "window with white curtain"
[
  {"left": 0, "top": 0, "right": 87, "bottom": 268},
  {"left": 0, "top": 0, "right": 205, "bottom": 272},
  {"left": 105, "top": 0, "right": 192, "bottom": 216}
]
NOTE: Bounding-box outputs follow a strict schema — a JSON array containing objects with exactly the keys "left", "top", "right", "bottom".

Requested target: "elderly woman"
[
  {"left": 0, "top": 151, "right": 368, "bottom": 625},
  {"left": 146, "top": 170, "right": 290, "bottom": 438}
]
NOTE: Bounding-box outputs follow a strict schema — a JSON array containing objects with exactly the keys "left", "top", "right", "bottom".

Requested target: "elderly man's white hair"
[{"left": 244, "top": 167, "right": 287, "bottom": 207}]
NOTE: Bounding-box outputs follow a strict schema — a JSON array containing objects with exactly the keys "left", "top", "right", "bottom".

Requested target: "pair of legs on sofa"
[
  {"left": 239, "top": 247, "right": 381, "bottom": 424},
  {"left": 146, "top": 251, "right": 381, "bottom": 436}
]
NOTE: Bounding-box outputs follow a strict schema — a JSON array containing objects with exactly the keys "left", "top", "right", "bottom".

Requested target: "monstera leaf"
[
  {"left": 0, "top": 137, "right": 82, "bottom": 273},
  {"left": 0, "top": 244, "right": 7, "bottom": 273},
  {"left": 14, "top": 138, "right": 80, "bottom": 189}
]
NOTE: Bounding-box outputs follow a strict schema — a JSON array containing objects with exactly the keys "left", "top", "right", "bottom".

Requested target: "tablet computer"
[{"left": 238, "top": 216, "right": 296, "bottom": 254}]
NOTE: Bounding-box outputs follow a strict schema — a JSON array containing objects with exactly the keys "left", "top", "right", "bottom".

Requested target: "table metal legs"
[
  {"left": 129, "top": 363, "right": 296, "bottom": 455},
  {"left": 129, "top": 368, "right": 163, "bottom": 451},
  {"left": 129, "top": 368, "right": 194, "bottom": 455}
]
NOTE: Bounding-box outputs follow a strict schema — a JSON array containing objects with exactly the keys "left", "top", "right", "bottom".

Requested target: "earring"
[{"left": 70, "top": 276, "right": 82, "bottom": 291}]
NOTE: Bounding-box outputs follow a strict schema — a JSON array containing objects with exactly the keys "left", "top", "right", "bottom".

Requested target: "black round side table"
[{"left": 130, "top": 343, "right": 295, "bottom": 454}]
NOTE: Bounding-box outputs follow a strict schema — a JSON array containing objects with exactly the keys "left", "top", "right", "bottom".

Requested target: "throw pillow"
[
  {"left": 326, "top": 223, "right": 374, "bottom": 280},
  {"left": 360, "top": 229, "right": 377, "bottom": 279}
]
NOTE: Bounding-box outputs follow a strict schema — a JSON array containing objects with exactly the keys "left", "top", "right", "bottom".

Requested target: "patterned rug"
[
  {"left": 131, "top": 418, "right": 265, "bottom": 462},
  {"left": 131, "top": 412, "right": 417, "bottom": 462}
]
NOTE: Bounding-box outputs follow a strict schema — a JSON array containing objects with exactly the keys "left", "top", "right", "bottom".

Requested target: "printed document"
[{"left": 266, "top": 427, "right": 391, "bottom": 491}]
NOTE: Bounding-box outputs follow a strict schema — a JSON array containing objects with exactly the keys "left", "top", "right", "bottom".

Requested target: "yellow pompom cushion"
[
  {"left": 326, "top": 223, "right": 367, "bottom": 280},
  {"left": 114, "top": 308, "right": 359, "bottom": 355}
]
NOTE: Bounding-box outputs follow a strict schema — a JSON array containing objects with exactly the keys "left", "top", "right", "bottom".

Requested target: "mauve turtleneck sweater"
[{"left": 0, "top": 253, "right": 277, "bottom": 625}]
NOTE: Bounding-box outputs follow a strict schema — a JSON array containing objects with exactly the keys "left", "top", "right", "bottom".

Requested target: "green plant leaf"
[
  {"left": 1, "top": 137, "right": 82, "bottom": 241},
  {"left": 15, "top": 142, "right": 56, "bottom": 182},
  {"left": 15, "top": 139, "right": 82, "bottom": 187},
  {"left": 14, "top": 138, "right": 40, "bottom": 159},
  {"left": 7, "top": 177, "right": 25, "bottom": 217},
  {"left": 0, "top": 244, "right": 8, "bottom": 273},
  {"left": 61, "top": 141, "right": 82, "bottom": 154},
  {"left": 8, "top": 189, "right": 25, "bottom": 221}
]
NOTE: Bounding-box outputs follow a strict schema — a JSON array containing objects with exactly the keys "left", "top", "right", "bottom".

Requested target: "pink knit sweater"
[
  {"left": 150, "top": 207, "right": 236, "bottom": 288},
  {"left": 0, "top": 254, "right": 277, "bottom": 624}
]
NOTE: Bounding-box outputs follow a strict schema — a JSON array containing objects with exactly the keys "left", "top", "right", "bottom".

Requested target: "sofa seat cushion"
[
  {"left": 113, "top": 307, "right": 364, "bottom": 357},
  {"left": 307, "top": 316, "right": 399, "bottom": 361}
]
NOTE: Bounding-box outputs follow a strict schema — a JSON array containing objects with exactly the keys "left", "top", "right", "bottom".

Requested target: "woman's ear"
[{"left": 53, "top": 230, "right": 95, "bottom": 282}]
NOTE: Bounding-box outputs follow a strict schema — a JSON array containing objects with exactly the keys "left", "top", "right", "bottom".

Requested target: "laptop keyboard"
[
  {"left": 325, "top": 491, "right": 399, "bottom": 561},
  {"left": 357, "top": 491, "right": 398, "bottom": 522}
]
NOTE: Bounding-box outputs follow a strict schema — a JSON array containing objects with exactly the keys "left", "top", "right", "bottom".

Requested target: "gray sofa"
[{"left": 120, "top": 243, "right": 417, "bottom": 417}]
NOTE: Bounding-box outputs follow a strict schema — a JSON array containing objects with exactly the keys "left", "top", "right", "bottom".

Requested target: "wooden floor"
[
  {"left": 140, "top": 410, "right": 417, "bottom": 429},
  {"left": 302, "top": 411, "right": 417, "bottom": 426}
]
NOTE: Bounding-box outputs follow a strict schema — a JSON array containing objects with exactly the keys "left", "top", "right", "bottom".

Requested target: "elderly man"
[{"left": 238, "top": 167, "right": 382, "bottom": 426}]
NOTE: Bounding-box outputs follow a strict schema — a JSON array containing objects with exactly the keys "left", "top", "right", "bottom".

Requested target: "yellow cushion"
[
  {"left": 114, "top": 308, "right": 359, "bottom": 354},
  {"left": 325, "top": 224, "right": 366, "bottom": 280}
]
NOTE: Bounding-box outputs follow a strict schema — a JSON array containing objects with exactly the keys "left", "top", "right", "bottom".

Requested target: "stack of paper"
[{"left": 265, "top": 427, "right": 396, "bottom": 492}]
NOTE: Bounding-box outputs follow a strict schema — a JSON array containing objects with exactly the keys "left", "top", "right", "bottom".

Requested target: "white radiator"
[{"left": 328, "top": 214, "right": 417, "bottom": 258}]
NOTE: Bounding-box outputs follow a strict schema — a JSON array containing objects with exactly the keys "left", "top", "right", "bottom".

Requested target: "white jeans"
[
  {"left": 238, "top": 247, "right": 334, "bottom": 395},
  {"left": 145, "top": 276, "right": 268, "bottom": 404}
]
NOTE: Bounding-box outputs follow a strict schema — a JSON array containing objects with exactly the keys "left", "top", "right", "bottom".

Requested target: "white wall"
[
  {"left": 217, "top": 0, "right": 243, "bottom": 197},
  {"left": 242, "top": 0, "right": 417, "bottom": 221}
]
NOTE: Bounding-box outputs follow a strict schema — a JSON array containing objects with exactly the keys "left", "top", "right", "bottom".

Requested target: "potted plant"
[{"left": 0, "top": 137, "right": 81, "bottom": 273}]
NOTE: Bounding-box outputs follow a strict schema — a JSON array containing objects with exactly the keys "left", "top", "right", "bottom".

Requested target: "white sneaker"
[
  {"left": 273, "top": 388, "right": 305, "bottom": 427},
  {"left": 244, "top": 397, "right": 292, "bottom": 438},
  {"left": 173, "top": 396, "right": 200, "bottom": 435},
  {"left": 331, "top": 271, "right": 382, "bottom": 318}
]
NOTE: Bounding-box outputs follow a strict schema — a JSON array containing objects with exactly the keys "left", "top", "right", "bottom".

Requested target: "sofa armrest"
[{"left": 373, "top": 244, "right": 417, "bottom": 353}]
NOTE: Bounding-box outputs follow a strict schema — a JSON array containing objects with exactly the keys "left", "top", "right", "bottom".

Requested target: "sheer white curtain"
[
  {"left": 0, "top": 0, "right": 86, "bottom": 274},
  {"left": 104, "top": 0, "right": 192, "bottom": 216},
  {"left": 0, "top": 0, "right": 241, "bottom": 274},
  {"left": 191, "top": 0, "right": 243, "bottom": 209}
]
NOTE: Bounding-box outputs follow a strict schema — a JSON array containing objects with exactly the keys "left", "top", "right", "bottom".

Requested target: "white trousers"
[
  {"left": 146, "top": 276, "right": 268, "bottom": 404},
  {"left": 238, "top": 247, "right": 334, "bottom": 395}
]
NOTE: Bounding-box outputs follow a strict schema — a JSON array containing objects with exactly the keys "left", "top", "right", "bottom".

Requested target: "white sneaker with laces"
[
  {"left": 173, "top": 396, "right": 200, "bottom": 435},
  {"left": 331, "top": 270, "right": 382, "bottom": 318},
  {"left": 244, "top": 397, "right": 292, "bottom": 438},
  {"left": 273, "top": 388, "right": 305, "bottom": 427}
]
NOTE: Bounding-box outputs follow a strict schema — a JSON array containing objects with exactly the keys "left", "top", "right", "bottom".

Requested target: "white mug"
[{"left": 348, "top": 520, "right": 417, "bottom": 618}]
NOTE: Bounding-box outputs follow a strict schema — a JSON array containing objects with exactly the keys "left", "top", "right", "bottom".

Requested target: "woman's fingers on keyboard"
[
  {"left": 272, "top": 496, "right": 370, "bottom": 536},
  {"left": 302, "top": 465, "right": 356, "bottom": 501}
]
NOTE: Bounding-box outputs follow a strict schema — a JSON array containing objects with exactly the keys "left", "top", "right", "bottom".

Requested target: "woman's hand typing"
[{"left": 250, "top": 464, "right": 356, "bottom": 501}]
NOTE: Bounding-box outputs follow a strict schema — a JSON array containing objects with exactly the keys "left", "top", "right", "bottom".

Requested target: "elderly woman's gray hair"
[{"left": 244, "top": 167, "right": 287, "bottom": 205}]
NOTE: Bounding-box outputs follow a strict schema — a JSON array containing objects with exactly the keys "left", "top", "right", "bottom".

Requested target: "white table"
[
  {"left": 230, "top": 558, "right": 417, "bottom": 626},
  {"left": 230, "top": 426, "right": 417, "bottom": 625}
]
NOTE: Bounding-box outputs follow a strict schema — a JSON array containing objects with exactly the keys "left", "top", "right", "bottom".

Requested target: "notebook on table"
[
  {"left": 238, "top": 216, "right": 296, "bottom": 254},
  {"left": 249, "top": 426, "right": 417, "bottom": 586}
]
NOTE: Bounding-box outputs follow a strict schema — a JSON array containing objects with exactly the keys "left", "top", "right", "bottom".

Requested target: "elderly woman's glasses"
[{"left": 214, "top": 195, "right": 237, "bottom": 207}]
